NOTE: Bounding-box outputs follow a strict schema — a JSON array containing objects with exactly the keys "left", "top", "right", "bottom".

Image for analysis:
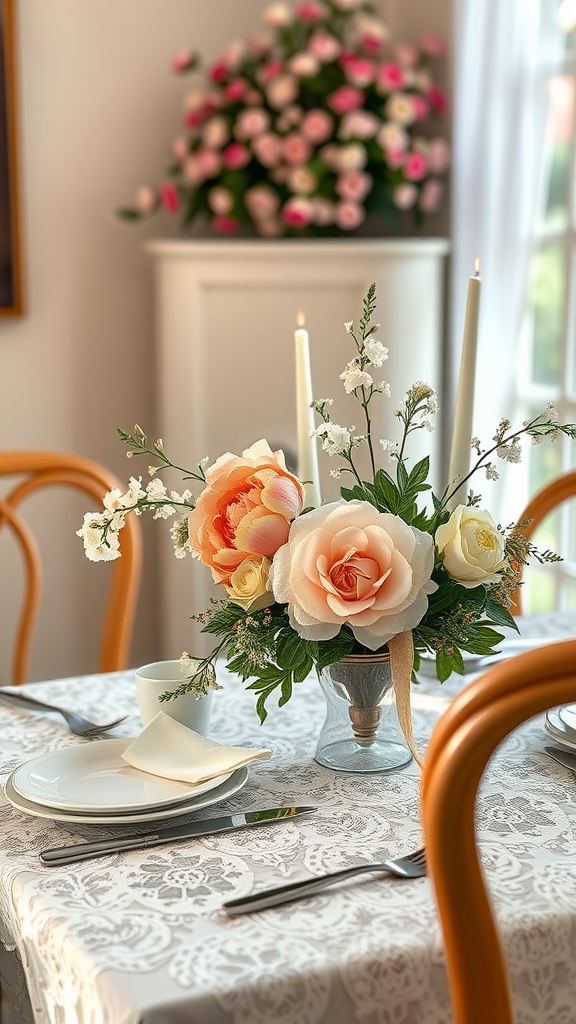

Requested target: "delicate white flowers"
[
  {"left": 340, "top": 361, "right": 373, "bottom": 394},
  {"left": 77, "top": 512, "right": 122, "bottom": 562},
  {"left": 363, "top": 336, "right": 388, "bottom": 367}
]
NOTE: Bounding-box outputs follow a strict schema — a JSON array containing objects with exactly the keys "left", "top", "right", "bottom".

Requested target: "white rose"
[
  {"left": 436, "top": 506, "right": 507, "bottom": 589},
  {"left": 225, "top": 556, "right": 274, "bottom": 611}
]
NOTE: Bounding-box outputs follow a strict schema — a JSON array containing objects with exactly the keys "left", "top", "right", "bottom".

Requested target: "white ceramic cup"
[{"left": 135, "top": 659, "right": 213, "bottom": 734}]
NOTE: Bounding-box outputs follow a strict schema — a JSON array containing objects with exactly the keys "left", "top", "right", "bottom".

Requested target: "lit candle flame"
[
  {"left": 474, "top": 258, "right": 480, "bottom": 276},
  {"left": 296, "top": 311, "right": 306, "bottom": 328}
]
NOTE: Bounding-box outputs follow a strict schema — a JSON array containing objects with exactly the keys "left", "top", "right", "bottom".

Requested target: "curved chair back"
[
  {"left": 510, "top": 470, "right": 576, "bottom": 613},
  {"left": 0, "top": 450, "right": 142, "bottom": 684},
  {"left": 421, "top": 638, "right": 576, "bottom": 1024}
]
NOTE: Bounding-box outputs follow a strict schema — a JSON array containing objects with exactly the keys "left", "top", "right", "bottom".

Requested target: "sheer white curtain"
[{"left": 450, "top": 0, "right": 561, "bottom": 519}]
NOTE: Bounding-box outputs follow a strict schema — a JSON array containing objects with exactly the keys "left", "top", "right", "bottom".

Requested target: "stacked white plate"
[
  {"left": 545, "top": 705, "right": 576, "bottom": 751},
  {"left": 5, "top": 738, "right": 248, "bottom": 825}
]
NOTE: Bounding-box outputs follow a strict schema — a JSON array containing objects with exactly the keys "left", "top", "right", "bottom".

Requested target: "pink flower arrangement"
[{"left": 120, "top": 0, "right": 450, "bottom": 237}]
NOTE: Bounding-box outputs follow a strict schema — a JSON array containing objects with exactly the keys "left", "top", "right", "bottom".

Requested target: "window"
[{"left": 518, "top": 1, "right": 576, "bottom": 610}]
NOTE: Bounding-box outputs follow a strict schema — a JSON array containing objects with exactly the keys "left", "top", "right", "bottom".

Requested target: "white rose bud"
[{"left": 435, "top": 506, "right": 507, "bottom": 589}]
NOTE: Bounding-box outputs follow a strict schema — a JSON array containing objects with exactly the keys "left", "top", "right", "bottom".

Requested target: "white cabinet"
[{"left": 148, "top": 238, "right": 450, "bottom": 658}]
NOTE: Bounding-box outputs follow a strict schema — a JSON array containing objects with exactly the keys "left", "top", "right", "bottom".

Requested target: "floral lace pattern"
[{"left": 1, "top": 612, "right": 576, "bottom": 1024}]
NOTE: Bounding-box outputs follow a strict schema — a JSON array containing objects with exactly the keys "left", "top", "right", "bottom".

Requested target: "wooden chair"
[
  {"left": 421, "top": 638, "right": 576, "bottom": 1024},
  {"left": 510, "top": 469, "right": 576, "bottom": 613},
  {"left": 0, "top": 450, "right": 142, "bottom": 684}
]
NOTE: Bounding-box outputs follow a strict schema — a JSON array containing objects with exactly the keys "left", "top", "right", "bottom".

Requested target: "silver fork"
[
  {"left": 0, "top": 689, "right": 127, "bottom": 738},
  {"left": 222, "top": 847, "right": 427, "bottom": 915}
]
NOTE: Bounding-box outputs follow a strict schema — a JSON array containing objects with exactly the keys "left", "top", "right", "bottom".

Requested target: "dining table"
[{"left": 1, "top": 610, "right": 576, "bottom": 1024}]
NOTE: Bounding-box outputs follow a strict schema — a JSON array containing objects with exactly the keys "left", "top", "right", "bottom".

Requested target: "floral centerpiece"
[
  {"left": 78, "top": 286, "right": 576, "bottom": 767},
  {"left": 119, "top": 0, "right": 450, "bottom": 237}
]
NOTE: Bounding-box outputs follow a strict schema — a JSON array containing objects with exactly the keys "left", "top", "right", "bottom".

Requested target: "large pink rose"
[
  {"left": 188, "top": 440, "right": 305, "bottom": 585},
  {"left": 271, "top": 500, "right": 437, "bottom": 649}
]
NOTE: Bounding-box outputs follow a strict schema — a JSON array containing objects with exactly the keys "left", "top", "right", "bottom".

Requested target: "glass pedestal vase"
[{"left": 314, "top": 651, "right": 412, "bottom": 774}]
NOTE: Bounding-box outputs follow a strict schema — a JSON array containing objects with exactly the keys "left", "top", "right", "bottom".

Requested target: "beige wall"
[{"left": 0, "top": 0, "right": 452, "bottom": 683}]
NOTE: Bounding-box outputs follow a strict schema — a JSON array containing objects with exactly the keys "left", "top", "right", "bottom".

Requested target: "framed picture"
[{"left": 0, "top": 0, "right": 23, "bottom": 315}]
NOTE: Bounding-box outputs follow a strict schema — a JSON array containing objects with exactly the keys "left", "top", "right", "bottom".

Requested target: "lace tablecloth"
[{"left": 1, "top": 612, "right": 576, "bottom": 1024}]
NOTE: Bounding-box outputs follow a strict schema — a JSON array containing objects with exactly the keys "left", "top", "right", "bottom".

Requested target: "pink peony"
[
  {"left": 394, "top": 43, "right": 418, "bottom": 68},
  {"left": 428, "top": 86, "right": 447, "bottom": 115},
  {"left": 281, "top": 197, "right": 314, "bottom": 226},
  {"left": 159, "top": 182, "right": 179, "bottom": 213},
  {"left": 334, "top": 200, "right": 365, "bottom": 230},
  {"left": 208, "top": 186, "right": 234, "bottom": 215},
  {"left": 213, "top": 216, "right": 238, "bottom": 233},
  {"left": 289, "top": 52, "right": 320, "bottom": 77},
  {"left": 223, "top": 142, "right": 251, "bottom": 169},
  {"left": 295, "top": 1, "right": 326, "bottom": 21},
  {"left": 339, "top": 110, "right": 380, "bottom": 140},
  {"left": 271, "top": 500, "right": 437, "bottom": 649},
  {"left": 225, "top": 79, "right": 247, "bottom": 102},
  {"left": 427, "top": 137, "right": 451, "bottom": 174},
  {"left": 235, "top": 107, "right": 270, "bottom": 139},
  {"left": 393, "top": 182, "right": 418, "bottom": 209},
  {"left": 404, "top": 151, "right": 428, "bottom": 181},
  {"left": 301, "top": 108, "right": 334, "bottom": 144},
  {"left": 258, "top": 60, "right": 284, "bottom": 84},
  {"left": 172, "top": 50, "right": 195, "bottom": 75},
  {"left": 245, "top": 184, "right": 280, "bottom": 219},
  {"left": 282, "top": 132, "right": 311, "bottom": 165},
  {"left": 376, "top": 62, "right": 406, "bottom": 92},
  {"left": 308, "top": 32, "right": 342, "bottom": 62},
  {"left": 336, "top": 169, "right": 373, "bottom": 201},
  {"left": 252, "top": 131, "right": 283, "bottom": 167},
  {"left": 188, "top": 440, "right": 305, "bottom": 586},
  {"left": 327, "top": 85, "right": 365, "bottom": 115},
  {"left": 202, "top": 116, "right": 229, "bottom": 149},
  {"left": 412, "top": 96, "right": 429, "bottom": 121},
  {"left": 262, "top": 2, "right": 293, "bottom": 27},
  {"left": 209, "top": 61, "right": 228, "bottom": 83},
  {"left": 419, "top": 178, "right": 444, "bottom": 214},
  {"left": 197, "top": 148, "right": 222, "bottom": 178},
  {"left": 341, "top": 56, "right": 375, "bottom": 88},
  {"left": 267, "top": 74, "right": 299, "bottom": 109}
]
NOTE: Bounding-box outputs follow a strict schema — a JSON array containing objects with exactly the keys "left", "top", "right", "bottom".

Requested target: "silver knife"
[
  {"left": 39, "top": 806, "right": 317, "bottom": 866},
  {"left": 544, "top": 746, "right": 576, "bottom": 773}
]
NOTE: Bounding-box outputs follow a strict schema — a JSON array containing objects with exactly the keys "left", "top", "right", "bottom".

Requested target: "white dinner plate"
[
  {"left": 5, "top": 766, "right": 249, "bottom": 825},
  {"left": 545, "top": 707, "right": 576, "bottom": 751},
  {"left": 11, "top": 739, "right": 234, "bottom": 814},
  {"left": 558, "top": 704, "right": 576, "bottom": 734}
]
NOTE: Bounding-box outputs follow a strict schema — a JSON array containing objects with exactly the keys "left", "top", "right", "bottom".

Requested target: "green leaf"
[{"left": 484, "top": 594, "right": 520, "bottom": 632}]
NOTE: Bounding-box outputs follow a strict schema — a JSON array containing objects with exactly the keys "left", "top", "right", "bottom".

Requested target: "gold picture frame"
[{"left": 0, "top": 0, "right": 23, "bottom": 315}]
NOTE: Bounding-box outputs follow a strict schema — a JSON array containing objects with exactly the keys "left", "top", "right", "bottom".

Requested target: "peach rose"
[
  {"left": 188, "top": 440, "right": 305, "bottom": 585},
  {"left": 271, "top": 500, "right": 437, "bottom": 649}
]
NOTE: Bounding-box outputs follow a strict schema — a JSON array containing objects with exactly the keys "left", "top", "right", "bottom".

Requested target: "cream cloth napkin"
[{"left": 121, "top": 711, "right": 271, "bottom": 784}]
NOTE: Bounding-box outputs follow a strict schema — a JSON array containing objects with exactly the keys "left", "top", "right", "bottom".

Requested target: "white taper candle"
[
  {"left": 447, "top": 261, "right": 481, "bottom": 512},
  {"left": 294, "top": 313, "right": 321, "bottom": 508}
]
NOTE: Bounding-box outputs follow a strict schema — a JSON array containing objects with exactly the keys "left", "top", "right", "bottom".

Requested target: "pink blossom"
[
  {"left": 289, "top": 52, "right": 320, "bottom": 77},
  {"left": 197, "top": 148, "right": 222, "bottom": 178},
  {"left": 295, "top": 2, "right": 326, "bottom": 21},
  {"left": 252, "top": 132, "right": 283, "bottom": 167},
  {"left": 209, "top": 61, "right": 228, "bottom": 83},
  {"left": 281, "top": 197, "right": 313, "bottom": 227},
  {"left": 247, "top": 36, "right": 272, "bottom": 57},
  {"left": 412, "top": 96, "right": 429, "bottom": 121},
  {"left": 301, "top": 108, "right": 333, "bottom": 144},
  {"left": 428, "top": 86, "right": 447, "bottom": 115},
  {"left": 336, "top": 169, "right": 373, "bottom": 201},
  {"left": 394, "top": 43, "right": 418, "bottom": 68},
  {"left": 376, "top": 62, "right": 406, "bottom": 92},
  {"left": 235, "top": 107, "right": 270, "bottom": 139},
  {"left": 222, "top": 41, "right": 245, "bottom": 71},
  {"left": 335, "top": 200, "right": 365, "bottom": 230},
  {"left": 262, "top": 2, "right": 293, "bottom": 27},
  {"left": 208, "top": 186, "right": 234, "bottom": 215},
  {"left": 172, "top": 136, "right": 188, "bottom": 160},
  {"left": 384, "top": 146, "right": 405, "bottom": 169},
  {"left": 223, "top": 142, "right": 251, "bottom": 169},
  {"left": 327, "top": 85, "right": 365, "bottom": 115},
  {"left": 160, "top": 182, "right": 179, "bottom": 213},
  {"left": 311, "top": 197, "right": 335, "bottom": 226},
  {"left": 308, "top": 32, "right": 342, "bottom": 62},
  {"left": 419, "top": 178, "right": 444, "bottom": 214},
  {"left": 183, "top": 155, "right": 203, "bottom": 185},
  {"left": 185, "top": 110, "right": 203, "bottom": 129},
  {"left": 267, "top": 74, "right": 299, "bottom": 110},
  {"left": 420, "top": 34, "right": 445, "bottom": 58},
  {"left": 287, "top": 166, "right": 317, "bottom": 194},
  {"left": 360, "top": 32, "right": 384, "bottom": 56},
  {"left": 282, "top": 133, "right": 311, "bottom": 165},
  {"left": 213, "top": 216, "right": 238, "bottom": 233},
  {"left": 134, "top": 186, "right": 157, "bottom": 213},
  {"left": 393, "top": 182, "right": 417, "bottom": 210},
  {"left": 226, "top": 79, "right": 247, "bottom": 102},
  {"left": 339, "top": 110, "right": 380, "bottom": 140},
  {"left": 404, "top": 151, "right": 428, "bottom": 181},
  {"left": 341, "top": 56, "right": 375, "bottom": 88},
  {"left": 258, "top": 60, "right": 284, "bottom": 84},
  {"left": 202, "top": 116, "right": 229, "bottom": 149},
  {"left": 427, "top": 137, "right": 451, "bottom": 174},
  {"left": 334, "top": 142, "right": 368, "bottom": 170},
  {"left": 245, "top": 185, "right": 280, "bottom": 219},
  {"left": 171, "top": 50, "right": 195, "bottom": 75},
  {"left": 245, "top": 88, "right": 265, "bottom": 105}
]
